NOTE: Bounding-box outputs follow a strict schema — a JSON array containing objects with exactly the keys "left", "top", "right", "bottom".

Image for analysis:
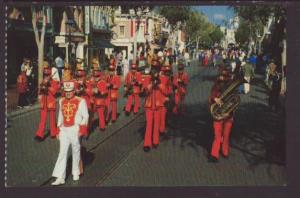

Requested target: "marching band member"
[
  {"left": 85, "top": 58, "right": 106, "bottom": 131},
  {"left": 142, "top": 59, "right": 167, "bottom": 152},
  {"left": 124, "top": 62, "right": 142, "bottom": 115},
  {"left": 159, "top": 63, "right": 173, "bottom": 135},
  {"left": 74, "top": 59, "right": 91, "bottom": 127},
  {"left": 172, "top": 63, "right": 189, "bottom": 115},
  {"left": 208, "top": 69, "right": 233, "bottom": 162},
  {"left": 105, "top": 64, "right": 121, "bottom": 123},
  {"left": 34, "top": 61, "right": 60, "bottom": 141},
  {"left": 51, "top": 80, "right": 89, "bottom": 185}
]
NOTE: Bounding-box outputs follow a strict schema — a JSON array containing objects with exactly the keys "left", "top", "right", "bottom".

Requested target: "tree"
[
  {"left": 158, "top": 6, "right": 191, "bottom": 30},
  {"left": 185, "top": 10, "right": 216, "bottom": 52},
  {"left": 210, "top": 26, "right": 224, "bottom": 45},
  {"left": 232, "top": 5, "right": 283, "bottom": 56},
  {"left": 185, "top": 11, "right": 206, "bottom": 52},
  {"left": 31, "top": 6, "right": 47, "bottom": 89},
  {"left": 235, "top": 18, "right": 251, "bottom": 49}
]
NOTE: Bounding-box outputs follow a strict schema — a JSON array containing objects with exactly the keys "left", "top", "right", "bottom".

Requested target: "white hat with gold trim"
[{"left": 63, "top": 81, "right": 75, "bottom": 92}]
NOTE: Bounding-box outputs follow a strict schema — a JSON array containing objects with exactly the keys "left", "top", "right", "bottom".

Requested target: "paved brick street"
[{"left": 6, "top": 60, "right": 286, "bottom": 186}]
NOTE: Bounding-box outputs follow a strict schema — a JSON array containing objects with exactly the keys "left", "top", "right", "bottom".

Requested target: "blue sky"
[{"left": 194, "top": 6, "right": 235, "bottom": 26}]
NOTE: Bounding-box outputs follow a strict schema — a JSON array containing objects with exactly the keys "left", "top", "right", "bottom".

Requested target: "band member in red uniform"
[
  {"left": 72, "top": 59, "right": 89, "bottom": 175},
  {"left": 172, "top": 63, "right": 189, "bottom": 115},
  {"left": 74, "top": 59, "right": 91, "bottom": 127},
  {"left": 124, "top": 62, "right": 142, "bottom": 115},
  {"left": 159, "top": 63, "right": 173, "bottom": 134},
  {"left": 141, "top": 68, "right": 152, "bottom": 95},
  {"left": 51, "top": 81, "right": 89, "bottom": 185},
  {"left": 208, "top": 70, "right": 233, "bottom": 162},
  {"left": 85, "top": 58, "right": 106, "bottom": 131},
  {"left": 85, "top": 58, "right": 103, "bottom": 129},
  {"left": 105, "top": 64, "right": 121, "bottom": 123},
  {"left": 35, "top": 61, "right": 60, "bottom": 141},
  {"left": 143, "top": 59, "right": 167, "bottom": 152}
]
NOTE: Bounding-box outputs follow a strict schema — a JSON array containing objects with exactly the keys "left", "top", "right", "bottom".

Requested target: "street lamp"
[
  {"left": 65, "top": 19, "right": 76, "bottom": 63},
  {"left": 129, "top": 7, "right": 149, "bottom": 61}
]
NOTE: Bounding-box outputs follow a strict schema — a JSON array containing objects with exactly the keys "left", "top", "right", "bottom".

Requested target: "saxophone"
[{"left": 210, "top": 77, "right": 246, "bottom": 120}]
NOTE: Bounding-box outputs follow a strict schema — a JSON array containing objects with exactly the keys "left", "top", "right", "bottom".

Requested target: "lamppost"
[
  {"left": 129, "top": 7, "right": 149, "bottom": 61},
  {"left": 65, "top": 19, "right": 76, "bottom": 63}
]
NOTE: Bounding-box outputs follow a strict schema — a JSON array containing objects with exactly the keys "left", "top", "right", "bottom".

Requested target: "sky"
[{"left": 194, "top": 6, "right": 235, "bottom": 26}]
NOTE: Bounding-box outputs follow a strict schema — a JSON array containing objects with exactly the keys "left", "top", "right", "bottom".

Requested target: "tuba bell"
[{"left": 210, "top": 77, "right": 247, "bottom": 120}]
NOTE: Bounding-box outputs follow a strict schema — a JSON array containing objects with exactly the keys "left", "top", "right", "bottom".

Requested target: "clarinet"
[{"left": 39, "top": 77, "right": 50, "bottom": 95}]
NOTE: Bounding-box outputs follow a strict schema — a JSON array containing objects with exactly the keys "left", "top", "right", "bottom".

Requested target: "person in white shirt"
[
  {"left": 51, "top": 81, "right": 89, "bottom": 185},
  {"left": 55, "top": 56, "right": 64, "bottom": 80},
  {"left": 184, "top": 50, "right": 190, "bottom": 67}
]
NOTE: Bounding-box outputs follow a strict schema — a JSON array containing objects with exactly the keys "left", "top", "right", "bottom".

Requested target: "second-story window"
[{"left": 119, "top": 25, "right": 125, "bottom": 37}]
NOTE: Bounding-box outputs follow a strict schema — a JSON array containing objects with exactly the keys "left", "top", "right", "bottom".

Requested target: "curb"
[{"left": 7, "top": 103, "right": 40, "bottom": 119}]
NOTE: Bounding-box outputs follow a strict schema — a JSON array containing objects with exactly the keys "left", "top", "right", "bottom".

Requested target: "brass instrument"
[
  {"left": 39, "top": 77, "right": 51, "bottom": 95},
  {"left": 210, "top": 77, "right": 246, "bottom": 120},
  {"left": 76, "top": 80, "right": 86, "bottom": 96},
  {"left": 124, "top": 73, "right": 138, "bottom": 97},
  {"left": 152, "top": 72, "right": 160, "bottom": 88}
]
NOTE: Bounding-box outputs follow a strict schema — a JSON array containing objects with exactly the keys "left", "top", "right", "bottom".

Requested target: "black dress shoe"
[
  {"left": 208, "top": 155, "right": 219, "bottom": 163},
  {"left": 34, "top": 136, "right": 43, "bottom": 142},
  {"left": 153, "top": 144, "right": 159, "bottom": 149},
  {"left": 143, "top": 146, "right": 150, "bottom": 152},
  {"left": 125, "top": 111, "right": 130, "bottom": 116}
]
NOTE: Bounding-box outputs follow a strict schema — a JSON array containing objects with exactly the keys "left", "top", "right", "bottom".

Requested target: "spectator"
[
  {"left": 138, "top": 51, "right": 146, "bottom": 71},
  {"left": 17, "top": 67, "right": 29, "bottom": 108},
  {"left": 24, "top": 59, "right": 34, "bottom": 105},
  {"left": 249, "top": 52, "right": 257, "bottom": 71},
  {"left": 242, "top": 59, "right": 255, "bottom": 94},
  {"left": 184, "top": 49, "right": 190, "bottom": 67},
  {"left": 116, "top": 52, "right": 123, "bottom": 75},
  {"left": 123, "top": 56, "right": 129, "bottom": 79},
  {"left": 267, "top": 62, "right": 281, "bottom": 112},
  {"left": 55, "top": 55, "right": 64, "bottom": 80},
  {"left": 146, "top": 48, "right": 152, "bottom": 68}
]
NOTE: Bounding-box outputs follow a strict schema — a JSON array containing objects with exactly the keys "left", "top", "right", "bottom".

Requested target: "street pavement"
[{"left": 6, "top": 60, "right": 286, "bottom": 186}]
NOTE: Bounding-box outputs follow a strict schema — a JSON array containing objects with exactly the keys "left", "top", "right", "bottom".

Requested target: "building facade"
[{"left": 7, "top": 6, "right": 53, "bottom": 86}]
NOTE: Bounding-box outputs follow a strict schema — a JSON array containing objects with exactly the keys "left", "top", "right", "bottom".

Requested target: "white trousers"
[
  {"left": 244, "top": 76, "right": 251, "bottom": 94},
  {"left": 52, "top": 125, "right": 80, "bottom": 179}
]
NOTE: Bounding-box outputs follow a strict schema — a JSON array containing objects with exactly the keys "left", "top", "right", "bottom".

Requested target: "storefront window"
[{"left": 120, "top": 25, "right": 125, "bottom": 37}]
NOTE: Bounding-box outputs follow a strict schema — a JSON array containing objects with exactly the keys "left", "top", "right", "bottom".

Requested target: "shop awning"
[{"left": 93, "top": 39, "right": 115, "bottom": 49}]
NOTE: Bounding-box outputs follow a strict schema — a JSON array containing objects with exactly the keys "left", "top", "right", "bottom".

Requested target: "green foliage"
[
  {"left": 158, "top": 6, "right": 191, "bottom": 28},
  {"left": 185, "top": 10, "right": 220, "bottom": 48},
  {"left": 235, "top": 18, "right": 251, "bottom": 46},
  {"left": 209, "top": 26, "right": 224, "bottom": 44},
  {"left": 232, "top": 6, "right": 286, "bottom": 43}
]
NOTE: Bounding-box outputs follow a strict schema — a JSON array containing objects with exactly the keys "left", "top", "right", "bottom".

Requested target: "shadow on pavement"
[
  {"left": 65, "top": 146, "right": 96, "bottom": 181},
  {"left": 231, "top": 102, "right": 285, "bottom": 168},
  {"left": 167, "top": 100, "right": 285, "bottom": 171}
]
